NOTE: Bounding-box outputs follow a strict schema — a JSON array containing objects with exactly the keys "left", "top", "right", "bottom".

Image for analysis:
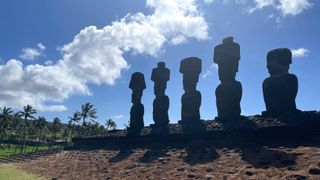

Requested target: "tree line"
[{"left": 0, "top": 102, "right": 117, "bottom": 151}]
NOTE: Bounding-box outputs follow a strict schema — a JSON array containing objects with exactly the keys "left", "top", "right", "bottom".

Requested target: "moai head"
[
  {"left": 151, "top": 62, "right": 170, "bottom": 96},
  {"left": 214, "top": 37, "right": 240, "bottom": 82},
  {"left": 180, "top": 57, "right": 202, "bottom": 92},
  {"left": 129, "top": 72, "right": 146, "bottom": 103},
  {"left": 267, "top": 48, "right": 292, "bottom": 76}
]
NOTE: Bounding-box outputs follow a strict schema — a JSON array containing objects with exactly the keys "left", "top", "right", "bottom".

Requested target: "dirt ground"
[{"left": 19, "top": 145, "right": 320, "bottom": 180}]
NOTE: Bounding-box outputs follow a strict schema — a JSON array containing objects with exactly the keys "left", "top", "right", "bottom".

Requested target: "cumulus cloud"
[
  {"left": 291, "top": 48, "right": 310, "bottom": 58},
  {"left": 44, "top": 60, "right": 53, "bottom": 66},
  {"left": 0, "top": 59, "right": 89, "bottom": 111},
  {"left": 20, "top": 43, "right": 46, "bottom": 61},
  {"left": 0, "top": 0, "right": 209, "bottom": 112}
]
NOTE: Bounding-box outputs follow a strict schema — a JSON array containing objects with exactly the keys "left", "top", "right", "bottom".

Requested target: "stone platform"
[{"left": 72, "top": 111, "right": 320, "bottom": 150}]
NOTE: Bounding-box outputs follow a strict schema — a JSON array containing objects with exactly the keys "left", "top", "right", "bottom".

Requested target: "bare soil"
[{"left": 19, "top": 145, "right": 320, "bottom": 180}]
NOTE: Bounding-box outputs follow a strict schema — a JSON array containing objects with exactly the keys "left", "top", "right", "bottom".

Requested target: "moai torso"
[
  {"left": 180, "top": 57, "right": 202, "bottom": 122},
  {"left": 151, "top": 62, "right": 170, "bottom": 126},
  {"left": 262, "top": 48, "right": 299, "bottom": 116},
  {"left": 129, "top": 72, "right": 146, "bottom": 134},
  {"left": 214, "top": 37, "right": 242, "bottom": 119}
]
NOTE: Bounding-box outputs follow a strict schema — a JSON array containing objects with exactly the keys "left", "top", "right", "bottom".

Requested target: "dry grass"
[{"left": 0, "top": 164, "right": 45, "bottom": 180}]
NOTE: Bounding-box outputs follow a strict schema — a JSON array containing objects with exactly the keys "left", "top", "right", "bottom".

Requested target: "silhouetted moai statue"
[
  {"left": 150, "top": 62, "right": 170, "bottom": 134},
  {"left": 179, "top": 57, "right": 205, "bottom": 132},
  {"left": 214, "top": 37, "right": 242, "bottom": 120},
  {"left": 128, "top": 72, "right": 146, "bottom": 136},
  {"left": 262, "top": 48, "right": 300, "bottom": 116}
]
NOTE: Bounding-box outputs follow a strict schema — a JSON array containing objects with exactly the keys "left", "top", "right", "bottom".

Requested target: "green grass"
[
  {"left": 0, "top": 144, "right": 49, "bottom": 158},
  {"left": 0, "top": 165, "right": 45, "bottom": 180}
]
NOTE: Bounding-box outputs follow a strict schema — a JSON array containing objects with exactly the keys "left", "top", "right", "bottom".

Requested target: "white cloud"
[
  {"left": 0, "top": 0, "right": 209, "bottom": 112},
  {"left": 113, "top": 115, "right": 124, "bottom": 119},
  {"left": 268, "top": 13, "right": 275, "bottom": 19},
  {"left": 204, "top": 0, "right": 214, "bottom": 5},
  {"left": 235, "top": 0, "right": 313, "bottom": 18},
  {"left": 201, "top": 70, "right": 213, "bottom": 79},
  {"left": 244, "top": 0, "right": 312, "bottom": 17},
  {"left": 59, "top": 0, "right": 208, "bottom": 86},
  {"left": 277, "top": 0, "right": 312, "bottom": 16},
  {"left": 37, "top": 43, "right": 46, "bottom": 51},
  {"left": 205, "top": 0, "right": 312, "bottom": 17},
  {"left": 0, "top": 59, "right": 89, "bottom": 112},
  {"left": 44, "top": 60, "right": 53, "bottom": 66},
  {"left": 201, "top": 64, "right": 218, "bottom": 79},
  {"left": 20, "top": 43, "right": 46, "bottom": 61},
  {"left": 249, "top": 0, "right": 275, "bottom": 13},
  {"left": 291, "top": 48, "right": 310, "bottom": 58}
]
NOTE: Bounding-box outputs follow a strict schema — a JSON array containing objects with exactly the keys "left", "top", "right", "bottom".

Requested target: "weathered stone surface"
[
  {"left": 214, "top": 37, "right": 242, "bottom": 119},
  {"left": 179, "top": 57, "right": 205, "bottom": 132},
  {"left": 72, "top": 111, "right": 320, "bottom": 150},
  {"left": 262, "top": 48, "right": 300, "bottom": 117},
  {"left": 128, "top": 72, "right": 146, "bottom": 136},
  {"left": 179, "top": 57, "right": 202, "bottom": 122},
  {"left": 151, "top": 62, "right": 170, "bottom": 134}
]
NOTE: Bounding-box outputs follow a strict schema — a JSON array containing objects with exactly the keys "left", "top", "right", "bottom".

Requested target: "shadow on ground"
[
  {"left": 239, "top": 146, "right": 297, "bottom": 168},
  {"left": 183, "top": 146, "right": 220, "bottom": 165},
  {"left": 138, "top": 147, "right": 169, "bottom": 163},
  {"left": 108, "top": 149, "right": 134, "bottom": 163}
]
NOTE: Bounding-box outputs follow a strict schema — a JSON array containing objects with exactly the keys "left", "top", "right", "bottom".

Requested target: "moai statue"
[
  {"left": 214, "top": 37, "right": 242, "bottom": 120},
  {"left": 128, "top": 72, "right": 146, "bottom": 136},
  {"left": 179, "top": 57, "right": 205, "bottom": 132},
  {"left": 262, "top": 48, "right": 299, "bottom": 116},
  {"left": 150, "top": 62, "right": 170, "bottom": 134}
]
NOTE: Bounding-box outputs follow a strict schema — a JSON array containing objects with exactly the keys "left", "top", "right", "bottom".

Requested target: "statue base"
[
  {"left": 127, "top": 127, "right": 142, "bottom": 137},
  {"left": 215, "top": 115, "right": 255, "bottom": 129},
  {"left": 214, "top": 115, "right": 244, "bottom": 121},
  {"left": 178, "top": 119, "right": 206, "bottom": 133},
  {"left": 262, "top": 109, "right": 302, "bottom": 118},
  {"left": 150, "top": 123, "right": 169, "bottom": 135}
]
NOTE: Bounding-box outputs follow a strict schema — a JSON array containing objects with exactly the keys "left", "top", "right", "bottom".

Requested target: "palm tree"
[
  {"left": 68, "top": 112, "right": 81, "bottom": 124},
  {"left": 51, "top": 117, "right": 62, "bottom": 141},
  {"left": 19, "top": 105, "right": 37, "bottom": 152},
  {"left": 0, "top": 106, "right": 14, "bottom": 142},
  {"left": 62, "top": 128, "right": 69, "bottom": 142},
  {"left": 33, "top": 116, "right": 47, "bottom": 150},
  {"left": 105, "top": 119, "right": 117, "bottom": 131},
  {"left": 80, "top": 103, "right": 98, "bottom": 137},
  {"left": 20, "top": 105, "right": 37, "bottom": 125},
  {"left": 34, "top": 116, "right": 48, "bottom": 150},
  {"left": 68, "top": 112, "right": 81, "bottom": 138},
  {"left": 12, "top": 112, "right": 23, "bottom": 153},
  {"left": 13, "top": 112, "right": 23, "bottom": 139},
  {"left": 80, "top": 103, "right": 98, "bottom": 126}
]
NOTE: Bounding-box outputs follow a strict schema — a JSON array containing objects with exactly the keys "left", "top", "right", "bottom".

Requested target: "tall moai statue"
[
  {"left": 128, "top": 72, "right": 146, "bottom": 135},
  {"left": 179, "top": 57, "right": 205, "bottom": 131},
  {"left": 150, "top": 62, "right": 170, "bottom": 134},
  {"left": 262, "top": 48, "right": 299, "bottom": 116},
  {"left": 214, "top": 37, "right": 242, "bottom": 120}
]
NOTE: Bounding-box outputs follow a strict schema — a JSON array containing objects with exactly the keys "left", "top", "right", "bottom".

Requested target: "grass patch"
[
  {"left": 0, "top": 165, "right": 44, "bottom": 180},
  {"left": 0, "top": 144, "right": 49, "bottom": 158}
]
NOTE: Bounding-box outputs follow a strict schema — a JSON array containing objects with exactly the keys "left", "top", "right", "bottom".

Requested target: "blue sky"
[{"left": 0, "top": 0, "right": 319, "bottom": 128}]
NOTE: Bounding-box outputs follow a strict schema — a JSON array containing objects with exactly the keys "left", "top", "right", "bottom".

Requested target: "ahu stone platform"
[{"left": 72, "top": 111, "right": 320, "bottom": 150}]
